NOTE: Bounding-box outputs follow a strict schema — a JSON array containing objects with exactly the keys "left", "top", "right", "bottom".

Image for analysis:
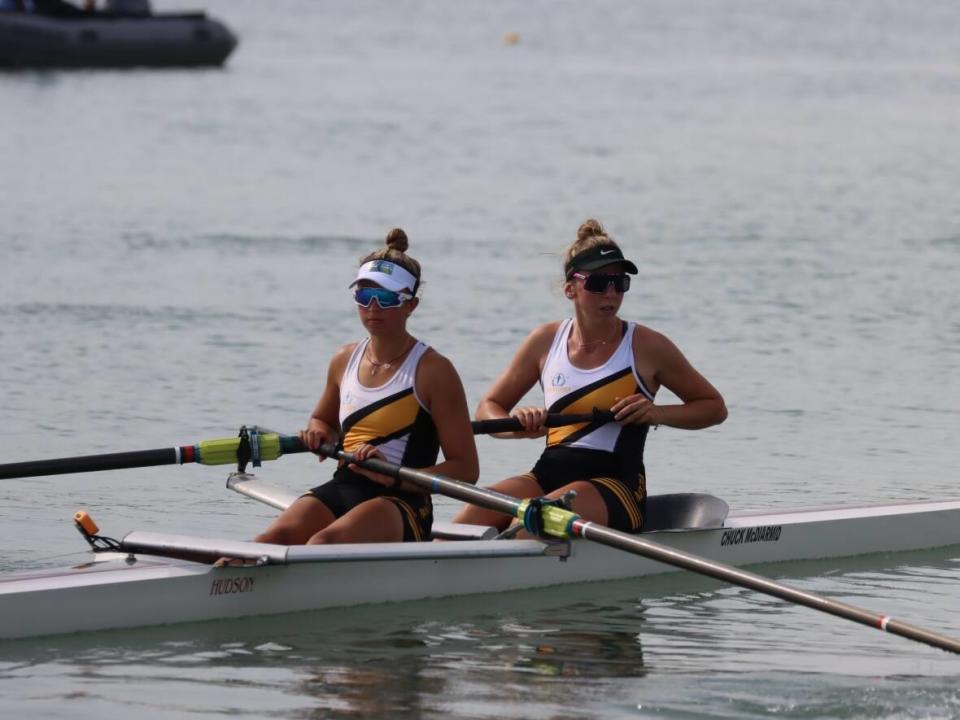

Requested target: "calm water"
[{"left": 1, "top": 0, "right": 959, "bottom": 716}]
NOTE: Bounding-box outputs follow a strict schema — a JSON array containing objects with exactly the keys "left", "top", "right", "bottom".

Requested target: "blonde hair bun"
[
  {"left": 385, "top": 228, "right": 409, "bottom": 253},
  {"left": 576, "top": 218, "right": 605, "bottom": 243}
]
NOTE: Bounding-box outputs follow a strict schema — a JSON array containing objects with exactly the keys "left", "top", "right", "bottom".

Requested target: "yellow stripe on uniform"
[
  {"left": 591, "top": 476, "right": 642, "bottom": 530},
  {"left": 389, "top": 497, "right": 423, "bottom": 541},
  {"left": 342, "top": 393, "right": 422, "bottom": 452},
  {"left": 547, "top": 373, "right": 637, "bottom": 446}
]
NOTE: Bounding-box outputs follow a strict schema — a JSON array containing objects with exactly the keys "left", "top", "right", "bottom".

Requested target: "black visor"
[{"left": 565, "top": 245, "right": 639, "bottom": 279}]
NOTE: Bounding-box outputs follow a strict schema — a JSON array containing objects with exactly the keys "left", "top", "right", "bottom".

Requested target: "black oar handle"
[
  {"left": 0, "top": 412, "right": 614, "bottom": 480},
  {"left": 470, "top": 410, "right": 615, "bottom": 435},
  {"left": 294, "top": 412, "right": 616, "bottom": 454},
  {"left": 0, "top": 448, "right": 186, "bottom": 480}
]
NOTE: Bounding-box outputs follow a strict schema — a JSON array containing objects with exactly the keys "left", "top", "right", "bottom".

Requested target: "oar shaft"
[
  {"left": 0, "top": 432, "right": 309, "bottom": 480},
  {"left": 324, "top": 444, "right": 960, "bottom": 656},
  {"left": 574, "top": 522, "right": 960, "bottom": 654},
  {"left": 318, "top": 444, "right": 522, "bottom": 515},
  {"left": 0, "top": 448, "right": 186, "bottom": 479}
]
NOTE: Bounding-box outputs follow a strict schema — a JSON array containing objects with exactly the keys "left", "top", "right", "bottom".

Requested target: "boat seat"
[
  {"left": 640, "top": 493, "right": 729, "bottom": 532},
  {"left": 431, "top": 521, "right": 498, "bottom": 541},
  {"left": 226, "top": 474, "right": 727, "bottom": 537}
]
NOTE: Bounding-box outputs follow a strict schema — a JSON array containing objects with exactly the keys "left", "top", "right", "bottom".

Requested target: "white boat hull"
[{"left": 3, "top": 498, "right": 960, "bottom": 640}]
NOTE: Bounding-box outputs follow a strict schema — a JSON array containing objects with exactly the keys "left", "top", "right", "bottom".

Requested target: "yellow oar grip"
[
  {"left": 257, "top": 434, "right": 283, "bottom": 461},
  {"left": 516, "top": 499, "right": 579, "bottom": 539},
  {"left": 195, "top": 433, "right": 284, "bottom": 466}
]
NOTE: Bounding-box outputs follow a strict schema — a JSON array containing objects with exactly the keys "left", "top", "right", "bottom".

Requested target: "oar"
[
  {"left": 0, "top": 428, "right": 307, "bottom": 480},
  {"left": 0, "top": 413, "right": 612, "bottom": 480},
  {"left": 318, "top": 443, "right": 960, "bottom": 656},
  {"left": 470, "top": 409, "right": 614, "bottom": 434}
]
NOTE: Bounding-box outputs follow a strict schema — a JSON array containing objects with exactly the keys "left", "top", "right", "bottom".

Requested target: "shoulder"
[
  {"left": 521, "top": 321, "right": 563, "bottom": 352},
  {"left": 416, "top": 345, "right": 459, "bottom": 379},
  {"left": 415, "top": 348, "right": 467, "bottom": 410},
  {"left": 332, "top": 342, "right": 359, "bottom": 361},
  {"left": 630, "top": 322, "right": 664, "bottom": 343},
  {"left": 328, "top": 342, "right": 359, "bottom": 373},
  {"left": 630, "top": 322, "right": 682, "bottom": 358},
  {"left": 503, "top": 321, "right": 563, "bottom": 371},
  {"left": 528, "top": 321, "right": 563, "bottom": 342}
]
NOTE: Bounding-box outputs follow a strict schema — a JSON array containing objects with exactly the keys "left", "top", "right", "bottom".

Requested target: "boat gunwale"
[{"left": 724, "top": 497, "right": 960, "bottom": 527}]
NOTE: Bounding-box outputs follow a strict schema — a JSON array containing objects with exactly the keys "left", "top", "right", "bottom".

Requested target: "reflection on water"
[
  {"left": 1, "top": 549, "right": 959, "bottom": 718},
  {"left": 633, "top": 671, "right": 960, "bottom": 720}
]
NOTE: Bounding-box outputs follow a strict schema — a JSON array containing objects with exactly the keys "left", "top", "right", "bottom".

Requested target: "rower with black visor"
[{"left": 452, "top": 218, "right": 727, "bottom": 536}]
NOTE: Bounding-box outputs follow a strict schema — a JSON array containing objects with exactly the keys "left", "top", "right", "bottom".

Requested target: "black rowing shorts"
[
  {"left": 528, "top": 446, "right": 646, "bottom": 533},
  {"left": 306, "top": 466, "right": 433, "bottom": 542}
]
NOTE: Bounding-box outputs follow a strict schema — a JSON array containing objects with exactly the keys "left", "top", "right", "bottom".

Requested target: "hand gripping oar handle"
[
  {"left": 321, "top": 443, "right": 960, "bottom": 656},
  {"left": 470, "top": 409, "right": 615, "bottom": 435},
  {"left": 0, "top": 414, "right": 610, "bottom": 480}
]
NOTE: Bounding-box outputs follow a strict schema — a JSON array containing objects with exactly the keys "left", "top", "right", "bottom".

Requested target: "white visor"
[{"left": 349, "top": 260, "right": 417, "bottom": 293}]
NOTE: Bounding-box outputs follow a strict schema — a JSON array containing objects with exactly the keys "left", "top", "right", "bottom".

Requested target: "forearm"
[
  {"left": 655, "top": 398, "right": 727, "bottom": 430},
  {"left": 398, "top": 456, "right": 479, "bottom": 494},
  {"left": 476, "top": 398, "right": 509, "bottom": 420}
]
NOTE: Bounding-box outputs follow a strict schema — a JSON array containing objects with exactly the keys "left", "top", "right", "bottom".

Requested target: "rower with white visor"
[{"left": 250, "top": 229, "right": 478, "bottom": 546}]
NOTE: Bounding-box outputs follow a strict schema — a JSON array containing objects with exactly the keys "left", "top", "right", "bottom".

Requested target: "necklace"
[
  {"left": 364, "top": 338, "right": 415, "bottom": 375},
  {"left": 571, "top": 323, "right": 620, "bottom": 349}
]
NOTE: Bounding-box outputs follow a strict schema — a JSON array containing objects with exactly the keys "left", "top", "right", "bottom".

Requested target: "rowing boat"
[{"left": 2, "top": 471, "right": 959, "bottom": 641}]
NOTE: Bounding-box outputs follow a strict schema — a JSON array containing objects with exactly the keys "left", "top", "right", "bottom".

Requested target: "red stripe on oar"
[
  {"left": 180, "top": 445, "right": 195, "bottom": 463},
  {"left": 571, "top": 518, "right": 589, "bottom": 537}
]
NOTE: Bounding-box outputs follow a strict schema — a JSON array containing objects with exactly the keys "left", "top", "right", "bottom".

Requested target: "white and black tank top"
[
  {"left": 338, "top": 339, "right": 439, "bottom": 468},
  {"left": 540, "top": 318, "right": 655, "bottom": 463}
]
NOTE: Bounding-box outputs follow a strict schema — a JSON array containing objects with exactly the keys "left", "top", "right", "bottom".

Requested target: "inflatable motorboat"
[{"left": 0, "top": 0, "right": 238, "bottom": 68}]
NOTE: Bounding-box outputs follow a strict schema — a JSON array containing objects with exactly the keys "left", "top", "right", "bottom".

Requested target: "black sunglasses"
[{"left": 572, "top": 272, "right": 631, "bottom": 294}]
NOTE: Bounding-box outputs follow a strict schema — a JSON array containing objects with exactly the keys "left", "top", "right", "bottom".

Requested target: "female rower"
[
  {"left": 257, "top": 228, "right": 478, "bottom": 545},
  {"left": 452, "top": 219, "right": 726, "bottom": 534}
]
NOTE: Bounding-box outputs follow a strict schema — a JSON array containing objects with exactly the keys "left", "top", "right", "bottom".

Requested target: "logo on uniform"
[
  {"left": 343, "top": 391, "right": 353, "bottom": 405},
  {"left": 370, "top": 260, "right": 394, "bottom": 275},
  {"left": 551, "top": 373, "right": 566, "bottom": 387}
]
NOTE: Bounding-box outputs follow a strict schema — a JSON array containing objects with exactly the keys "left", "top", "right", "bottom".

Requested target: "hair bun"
[
  {"left": 385, "top": 228, "right": 409, "bottom": 253},
  {"left": 576, "top": 218, "right": 605, "bottom": 243}
]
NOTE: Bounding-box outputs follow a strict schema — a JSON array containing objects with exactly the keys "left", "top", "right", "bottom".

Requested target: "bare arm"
[
  {"left": 476, "top": 323, "right": 558, "bottom": 438},
  {"left": 413, "top": 350, "right": 479, "bottom": 487},
  {"left": 299, "top": 344, "right": 353, "bottom": 457},
  {"left": 612, "top": 328, "right": 727, "bottom": 430}
]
